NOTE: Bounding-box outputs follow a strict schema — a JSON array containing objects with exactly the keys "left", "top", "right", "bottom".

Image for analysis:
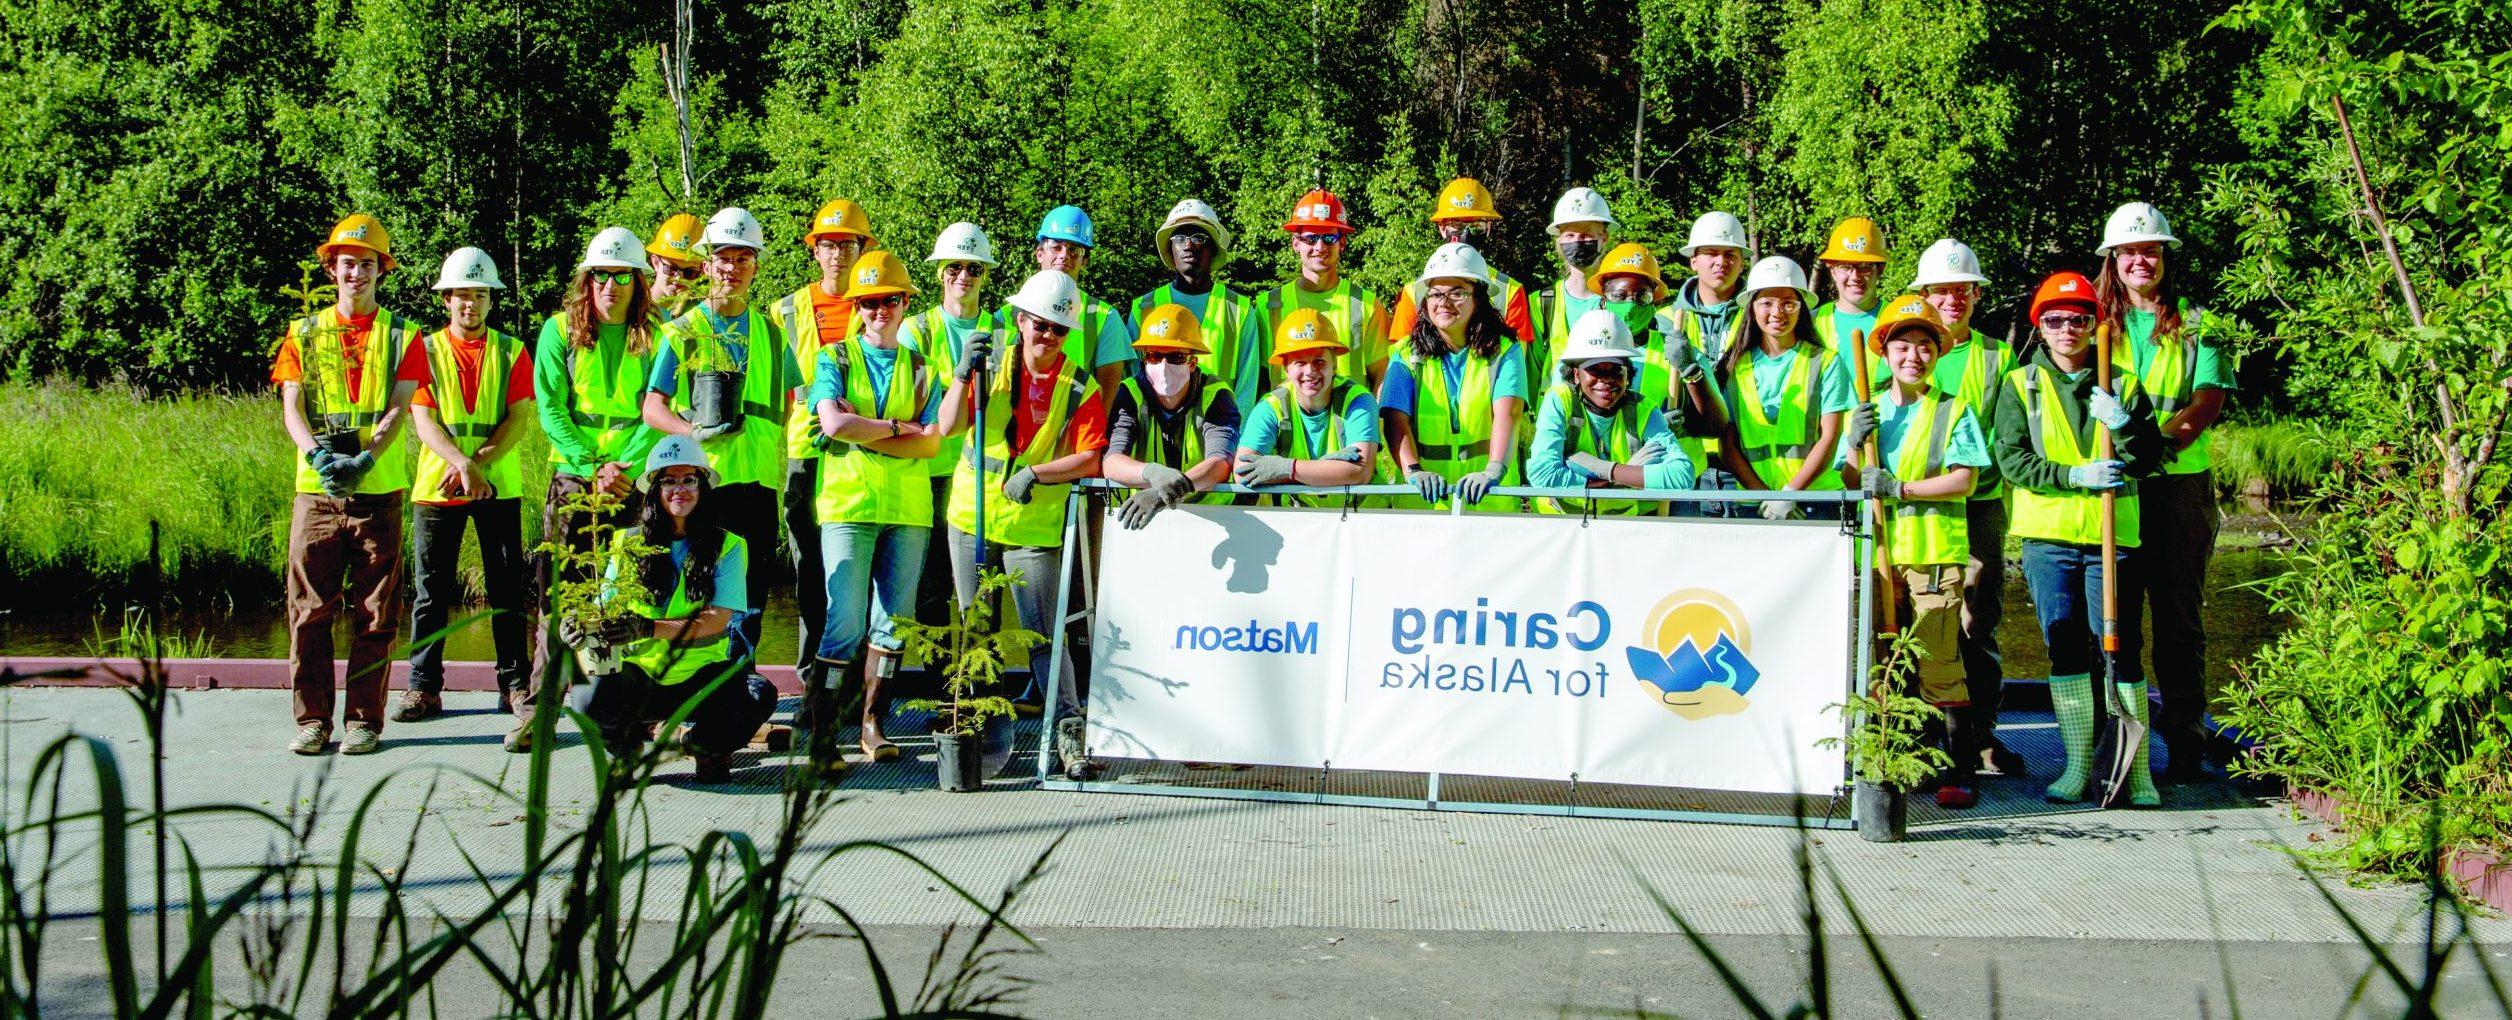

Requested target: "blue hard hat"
[{"left": 1036, "top": 205, "right": 1095, "bottom": 248}]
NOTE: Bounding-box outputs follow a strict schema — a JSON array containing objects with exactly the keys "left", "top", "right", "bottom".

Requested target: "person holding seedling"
[
  {"left": 1379, "top": 242, "right": 1528, "bottom": 512},
  {"left": 1234, "top": 308, "right": 1381, "bottom": 506},
  {"left": 1525, "top": 309, "right": 1695, "bottom": 515}
]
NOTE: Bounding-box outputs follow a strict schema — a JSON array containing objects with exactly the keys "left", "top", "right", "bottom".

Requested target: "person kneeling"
[{"left": 561, "top": 435, "right": 778, "bottom": 783}]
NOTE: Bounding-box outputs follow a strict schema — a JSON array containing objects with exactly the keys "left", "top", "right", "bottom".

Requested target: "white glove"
[
  {"left": 1758, "top": 499, "right": 1799, "bottom": 521},
  {"left": 2088, "top": 388, "right": 2131, "bottom": 431}
]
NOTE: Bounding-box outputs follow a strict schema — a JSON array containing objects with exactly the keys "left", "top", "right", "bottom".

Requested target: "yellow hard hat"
[
  {"left": 1868, "top": 293, "right": 1946, "bottom": 355},
  {"left": 318, "top": 214, "right": 395, "bottom": 271},
  {"left": 1819, "top": 216, "right": 1888, "bottom": 264},
  {"left": 1431, "top": 178, "right": 1501, "bottom": 223},
  {"left": 1132, "top": 303, "right": 1211, "bottom": 355},
  {"left": 1270, "top": 308, "right": 1347, "bottom": 364},
  {"left": 1594, "top": 242, "right": 1663, "bottom": 287},
  {"left": 841, "top": 250, "right": 918, "bottom": 300},
  {"left": 647, "top": 213, "right": 703, "bottom": 266},
  {"left": 806, "top": 199, "right": 875, "bottom": 246}
]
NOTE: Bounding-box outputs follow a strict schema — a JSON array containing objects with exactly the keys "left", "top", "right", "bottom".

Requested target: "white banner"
[{"left": 1085, "top": 504, "right": 1855, "bottom": 795}]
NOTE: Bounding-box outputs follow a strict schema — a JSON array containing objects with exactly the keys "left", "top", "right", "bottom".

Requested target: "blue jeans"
[
  {"left": 2020, "top": 539, "right": 2144, "bottom": 681},
  {"left": 1675, "top": 465, "right": 1739, "bottom": 518},
  {"left": 816, "top": 521, "right": 932, "bottom": 664}
]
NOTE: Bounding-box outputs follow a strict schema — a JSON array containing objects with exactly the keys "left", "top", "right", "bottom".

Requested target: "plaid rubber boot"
[
  {"left": 2115, "top": 681, "right": 2162, "bottom": 807},
  {"left": 2045, "top": 674, "right": 2098, "bottom": 803}
]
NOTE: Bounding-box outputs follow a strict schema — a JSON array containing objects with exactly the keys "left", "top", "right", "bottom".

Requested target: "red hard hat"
[
  {"left": 1283, "top": 190, "right": 1353, "bottom": 233},
  {"left": 2030, "top": 271, "right": 2098, "bottom": 320}
]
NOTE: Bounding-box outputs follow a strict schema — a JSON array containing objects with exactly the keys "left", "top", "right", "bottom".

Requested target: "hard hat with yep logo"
[
  {"left": 1547, "top": 187, "right": 1615, "bottom": 234},
  {"left": 926, "top": 222, "right": 999, "bottom": 266},
  {"left": 1131, "top": 303, "right": 1211, "bottom": 355},
  {"left": 1680, "top": 211, "right": 1749, "bottom": 257},
  {"left": 1269, "top": 307, "right": 1347, "bottom": 364},
  {"left": 639, "top": 434, "right": 718, "bottom": 491},
  {"left": 1007, "top": 269, "right": 1083, "bottom": 331},
  {"left": 2098, "top": 201, "right": 2180, "bottom": 255},
  {"left": 319, "top": 214, "right": 396, "bottom": 271},
  {"left": 1868, "top": 294, "right": 1947, "bottom": 355},
  {"left": 1432, "top": 178, "right": 1501, "bottom": 223},
  {"left": 647, "top": 213, "right": 703, "bottom": 266},
  {"left": 431, "top": 247, "right": 506, "bottom": 291},
  {"left": 579, "top": 227, "right": 649, "bottom": 272},
  {"left": 1819, "top": 217, "right": 1888, "bottom": 264},
  {"left": 1415, "top": 242, "right": 1495, "bottom": 290},
  {"left": 1739, "top": 255, "right": 1814, "bottom": 307},
  {"left": 2030, "top": 271, "right": 2098, "bottom": 321},
  {"left": 701, "top": 207, "right": 765, "bottom": 252},
  {"left": 805, "top": 199, "right": 874, "bottom": 246},
  {"left": 1153, "top": 199, "right": 1233, "bottom": 269},
  {"left": 1906, "top": 238, "right": 1989, "bottom": 289},
  {"left": 1557, "top": 309, "right": 1643, "bottom": 364},
  {"left": 841, "top": 250, "right": 918, "bottom": 301},
  {"left": 1036, "top": 205, "right": 1096, "bottom": 248},
  {"left": 1593, "top": 242, "right": 1665, "bottom": 288},
  {"left": 1282, "top": 190, "right": 1353, "bottom": 233}
]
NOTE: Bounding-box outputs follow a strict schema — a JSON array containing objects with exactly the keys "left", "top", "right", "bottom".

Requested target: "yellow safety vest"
[
  {"left": 773, "top": 284, "right": 858, "bottom": 460},
  {"left": 2006, "top": 365, "right": 2143, "bottom": 547},
  {"left": 1132, "top": 284, "right": 1258, "bottom": 395},
  {"left": 910, "top": 307, "right": 996, "bottom": 479},
  {"left": 1116, "top": 373, "right": 1233, "bottom": 506},
  {"left": 946, "top": 356, "right": 1096, "bottom": 547},
  {"left": 2124, "top": 301, "right": 2212, "bottom": 476},
  {"left": 1259, "top": 382, "right": 1381, "bottom": 508},
  {"left": 1263, "top": 280, "right": 1379, "bottom": 387},
  {"left": 1395, "top": 341, "right": 1522, "bottom": 512},
  {"left": 1934, "top": 336, "right": 2014, "bottom": 500},
  {"left": 1675, "top": 307, "right": 1744, "bottom": 464},
  {"left": 618, "top": 531, "right": 746, "bottom": 685},
  {"left": 545, "top": 312, "right": 657, "bottom": 472},
  {"left": 1878, "top": 390, "right": 1971, "bottom": 566},
  {"left": 813, "top": 339, "right": 933, "bottom": 527},
  {"left": 662, "top": 307, "right": 791, "bottom": 488},
  {"left": 287, "top": 308, "right": 416, "bottom": 496},
  {"left": 1729, "top": 344, "right": 1843, "bottom": 492},
  {"left": 411, "top": 328, "right": 525, "bottom": 501},
  {"left": 1534, "top": 386, "right": 1648, "bottom": 517}
]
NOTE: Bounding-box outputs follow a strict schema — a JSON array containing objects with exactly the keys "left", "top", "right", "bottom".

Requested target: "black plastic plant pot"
[
  {"left": 1854, "top": 781, "right": 1908, "bottom": 842},
  {"left": 935, "top": 730, "right": 985, "bottom": 792},
  {"left": 317, "top": 428, "right": 363, "bottom": 458},
  {"left": 690, "top": 371, "right": 744, "bottom": 430}
]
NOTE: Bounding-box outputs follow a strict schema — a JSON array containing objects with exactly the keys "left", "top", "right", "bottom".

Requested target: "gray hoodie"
[{"left": 1669, "top": 277, "right": 1743, "bottom": 363}]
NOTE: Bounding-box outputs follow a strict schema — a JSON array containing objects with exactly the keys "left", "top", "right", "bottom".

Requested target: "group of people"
[{"left": 274, "top": 183, "right": 2229, "bottom": 803}]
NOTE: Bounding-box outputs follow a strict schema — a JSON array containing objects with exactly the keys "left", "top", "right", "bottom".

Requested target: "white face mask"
[{"left": 1145, "top": 361, "right": 1192, "bottom": 398}]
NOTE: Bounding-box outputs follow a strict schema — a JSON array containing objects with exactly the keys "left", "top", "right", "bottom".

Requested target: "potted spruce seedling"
[
  {"left": 1819, "top": 630, "right": 1953, "bottom": 842},
  {"left": 896, "top": 568, "right": 1044, "bottom": 792},
  {"left": 279, "top": 260, "right": 365, "bottom": 457},
  {"left": 535, "top": 487, "right": 663, "bottom": 678},
  {"left": 671, "top": 298, "right": 747, "bottom": 433}
]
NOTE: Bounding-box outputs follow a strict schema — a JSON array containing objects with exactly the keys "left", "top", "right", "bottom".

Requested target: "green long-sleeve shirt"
[
  {"left": 534, "top": 316, "right": 664, "bottom": 479},
  {"left": 1991, "top": 348, "right": 2170, "bottom": 495}
]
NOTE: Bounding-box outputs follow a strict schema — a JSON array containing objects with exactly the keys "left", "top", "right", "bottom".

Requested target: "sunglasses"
[
  {"left": 1023, "top": 315, "right": 1071, "bottom": 338},
  {"left": 657, "top": 264, "right": 701, "bottom": 282},
  {"left": 2040, "top": 312, "right": 2095, "bottom": 331},
  {"left": 1292, "top": 232, "right": 1345, "bottom": 248},
  {"left": 855, "top": 294, "right": 906, "bottom": 311},
  {"left": 941, "top": 262, "right": 988, "bottom": 279},
  {"left": 590, "top": 269, "right": 637, "bottom": 287},
  {"left": 1142, "top": 351, "right": 1194, "bottom": 365},
  {"left": 1169, "top": 231, "right": 1215, "bottom": 248}
]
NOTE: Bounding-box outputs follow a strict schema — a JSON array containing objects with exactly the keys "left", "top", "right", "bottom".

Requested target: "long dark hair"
[
  {"left": 635, "top": 478, "right": 723, "bottom": 610},
  {"left": 564, "top": 268, "right": 657, "bottom": 356},
  {"left": 1717, "top": 288, "right": 1826, "bottom": 381},
  {"left": 1405, "top": 280, "right": 1512, "bottom": 360},
  {"left": 2094, "top": 251, "right": 2184, "bottom": 346}
]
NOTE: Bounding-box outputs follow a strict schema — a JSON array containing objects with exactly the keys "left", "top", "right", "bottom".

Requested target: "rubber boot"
[
  {"left": 802, "top": 659, "right": 852, "bottom": 782},
  {"left": 1935, "top": 703, "right": 1978, "bottom": 809},
  {"left": 2045, "top": 674, "right": 2098, "bottom": 803},
  {"left": 2114, "top": 682, "right": 2163, "bottom": 808},
  {"left": 860, "top": 652, "right": 901, "bottom": 762}
]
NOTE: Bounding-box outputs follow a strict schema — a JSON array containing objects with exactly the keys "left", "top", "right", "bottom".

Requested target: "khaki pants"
[
  {"left": 1883, "top": 563, "right": 1969, "bottom": 708},
  {"left": 287, "top": 492, "right": 407, "bottom": 730}
]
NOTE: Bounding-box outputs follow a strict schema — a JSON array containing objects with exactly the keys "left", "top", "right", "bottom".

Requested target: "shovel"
[
  {"left": 1849, "top": 330, "right": 1899, "bottom": 640},
  {"left": 2093, "top": 323, "right": 2146, "bottom": 808},
  {"left": 966, "top": 337, "right": 1020, "bottom": 778}
]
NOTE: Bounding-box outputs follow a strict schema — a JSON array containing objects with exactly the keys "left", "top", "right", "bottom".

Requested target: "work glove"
[
  {"left": 1138, "top": 462, "right": 1195, "bottom": 503},
  {"left": 322, "top": 451, "right": 375, "bottom": 497},
  {"left": 1864, "top": 465, "right": 1903, "bottom": 500},
  {"left": 2067, "top": 459, "right": 2127, "bottom": 491},
  {"left": 810, "top": 431, "right": 840, "bottom": 453},
  {"left": 2087, "top": 387, "right": 2132, "bottom": 431},
  {"left": 556, "top": 616, "right": 594, "bottom": 650},
  {"left": 1235, "top": 454, "right": 1295, "bottom": 487},
  {"left": 596, "top": 613, "right": 651, "bottom": 646},
  {"left": 1320, "top": 444, "right": 1368, "bottom": 464},
  {"left": 1842, "top": 401, "right": 1880, "bottom": 452},
  {"left": 1456, "top": 461, "right": 1507, "bottom": 504},
  {"left": 1758, "top": 498, "right": 1799, "bottom": 521},
  {"left": 1001, "top": 466, "right": 1040, "bottom": 504},
  {"left": 689, "top": 420, "right": 739, "bottom": 442},
  {"left": 1406, "top": 467, "right": 1449, "bottom": 503},
  {"left": 1566, "top": 451, "right": 1617, "bottom": 481},
  {"left": 1632, "top": 439, "right": 1670, "bottom": 467},
  {"left": 956, "top": 332, "right": 993, "bottom": 382},
  {"left": 304, "top": 448, "right": 341, "bottom": 472}
]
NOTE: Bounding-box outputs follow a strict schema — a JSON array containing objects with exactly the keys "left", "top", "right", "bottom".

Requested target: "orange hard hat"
[
  {"left": 1868, "top": 294, "right": 1947, "bottom": 356},
  {"left": 1282, "top": 190, "right": 1353, "bottom": 233},
  {"left": 2030, "top": 271, "right": 2098, "bottom": 321}
]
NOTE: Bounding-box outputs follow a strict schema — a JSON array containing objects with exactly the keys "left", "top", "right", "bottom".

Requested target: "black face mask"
[{"left": 1558, "top": 239, "right": 1602, "bottom": 271}]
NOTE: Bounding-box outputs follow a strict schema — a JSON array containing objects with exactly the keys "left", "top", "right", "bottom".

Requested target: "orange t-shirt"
[
  {"left": 809, "top": 286, "right": 856, "bottom": 350},
  {"left": 269, "top": 311, "right": 431, "bottom": 393},
  {"left": 411, "top": 333, "right": 536, "bottom": 414},
  {"left": 960, "top": 352, "right": 1109, "bottom": 456}
]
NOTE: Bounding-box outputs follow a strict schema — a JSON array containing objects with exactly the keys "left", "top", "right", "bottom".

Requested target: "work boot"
[
  {"left": 688, "top": 752, "right": 735, "bottom": 785},
  {"left": 2111, "top": 682, "right": 2162, "bottom": 808},
  {"left": 2044, "top": 674, "right": 2097, "bottom": 803},
  {"left": 2163, "top": 730, "right": 2212, "bottom": 784},
  {"left": 503, "top": 723, "right": 532, "bottom": 754},
  {"left": 1056, "top": 715, "right": 1093, "bottom": 780},
  {"left": 860, "top": 652, "right": 901, "bottom": 762},
  {"left": 289, "top": 723, "right": 331, "bottom": 756},
  {"left": 800, "top": 660, "right": 854, "bottom": 782},
  {"left": 390, "top": 689, "right": 441, "bottom": 723},
  {"left": 339, "top": 724, "right": 381, "bottom": 756},
  {"left": 494, "top": 680, "right": 516, "bottom": 716}
]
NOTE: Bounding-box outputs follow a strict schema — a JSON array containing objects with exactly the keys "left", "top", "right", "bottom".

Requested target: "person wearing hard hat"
[
  {"left": 1526, "top": 309, "right": 1696, "bottom": 515},
  {"left": 1834, "top": 294, "right": 1994, "bottom": 809},
  {"left": 1380, "top": 242, "right": 1529, "bottom": 512},
  {"left": 1104, "top": 304, "right": 1242, "bottom": 529},
  {"left": 1668, "top": 210, "right": 1754, "bottom": 509},
  {"left": 1590, "top": 242, "right": 1723, "bottom": 486},
  {"left": 1259, "top": 190, "right": 1389, "bottom": 390},
  {"left": 1813, "top": 217, "right": 1888, "bottom": 355},
  {"left": 1004, "top": 205, "right": 1135, "bottom": 395},
  {"left": 1526, "top": 187, "right": 1617, "bottom": 372},
  {"left": 560, "top": 435, "right": 781, "bottom": 784},
  {"left": 907, "top": 221, "right": 1001, "bottom": 628},
  {"left": 1906, "top": 236, "right": 2024, "bottom": 777},
  {"left": 518, "top": 225, "right": 667, "bottom": 752},
  {"left": 1386, "top": 179, "right": 1535, "bottom": 347},
  {"left": 1713, "top": 256, "right": 1855, "bottom": 520},
  {"left": 273, "top": 214, "right": 432, "bottom": 756},
  {"left": 935, "top": 269, "right": 1108, "bottom": 759},
  {"left": 1993, "top": 271, "right": 2171, "bottom": 807},
  {"left": 797, "top": 249, "right": 945, "bottom": 776},
  {"left": 399, "top": 247, "right": 536, "bottom": 724},
  {"left": 1235, "top": 308, "right": 1381, "bottom": 504},
  {"left": 642, "top": 207, "right": 800, "bottom": 655},
  {"left": 1130, "top": 200, "right": 1268, "bottom": 420},
  {"left": 2096, "top": 202, "right": 2231, "bottom": 782},
  {"left": 769, "top": 199, "right": 877, "bottom": 685},
  {"left": 646, "top": 212, "right": 705, "bottom": 309}
]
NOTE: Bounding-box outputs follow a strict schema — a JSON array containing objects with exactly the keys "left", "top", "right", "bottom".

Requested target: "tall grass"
[{"left": 2210, "top": 419, "right": 2346, "bottom": 500}]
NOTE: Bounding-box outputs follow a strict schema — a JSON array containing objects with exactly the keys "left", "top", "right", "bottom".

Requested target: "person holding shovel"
[
  {"left": 1992, "top": 271, "right": 2170, "bottom": 807},
  {"left": 1233, "top": 309, "right": 1382, "bottom": 506},
  {"left": 772, "top": 199, "right": 877, "bottom": 701},
  {"left": 399, "top": 247, "right": 535, "bottom": 724},
  {"left": 1103, "top": 303, "right": 1241, "bottom": 529},
  {"left": 907, "top": 222, "right": 1001, "bottom": 631},
  {"left": 1836, "top": 294, "right": 1992, "bottom": 807},
  {"left": 273, "top": 214, "right": 430, "bottom": 756}
]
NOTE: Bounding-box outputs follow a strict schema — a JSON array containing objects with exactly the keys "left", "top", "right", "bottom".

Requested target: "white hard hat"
[
  {"left": 1556, "top": 309, "right": 1642, "bottom": 363},
  {"left": 1680, "top": 211, "right": 1749, "bottom": 257},
  {"left": 1415, "top": 241, "right": 1495, "bottom": 290},
  {"left": 701, "top": 207, "right": 765, "bottom": 252},
  {"left": 1007, "top": 269, "right": 1083, "bottom": 331},
  {"left": 1905, "top": 238, "right": 1990, "bottom": 290},
  {"left": 2098, "top": 202, "right": 2181, "bottom": 255},
  {"left": 431, "top": 246, "right": 505, "bottom": 291},
  {"left": 639, "top": 434, "right": 717, "bottom": 491},
  {"left": 1153, "top": 199, "right": 1233, "bottom": 269},
  {"left": 578, "top": 227, "right": 648, "bottom": 272},
  {"left": 926, "top": 221, "right": 998, "bottom": 266},
  {"left": 1547, "top": 187, "right": 1617, "bottom": 235},
  {"left": 1739, "top": 255, "right": 1814, "bottom": 306}
]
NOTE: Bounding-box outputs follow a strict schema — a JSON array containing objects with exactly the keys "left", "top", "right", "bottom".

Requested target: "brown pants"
[
  {"left": 1888, "top": 564, "right": 1970, "bottom": 708},
  {"left": 287, "top": 492, "right": 407, "bottom": 730}
]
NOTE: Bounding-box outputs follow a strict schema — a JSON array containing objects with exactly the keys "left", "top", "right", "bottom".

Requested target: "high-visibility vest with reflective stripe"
[
  {"left": 2123, "top": 301, "right": 2212, "bottom": 476},
  {"left": 411, "top": 329, "right": 525, "bottom": 500},
  {"left": 546, "top": 312, "right": 657, "bottom": 471},
  {"left": 1396, "top": 341, "right": 1523, "bottom": 511},
  {"left": 1675, "top": 307, "right": 1742, "bottom": 463},
  {"left": 814, "top": 340, "right": 933, "bottom": 527},
  {"left": 946, "top": 358, "right": 1096, "bottom": 547},
  {"left": 911, "top": 307, "right": 997, "bottom": 479},
  {"left": 1879, "top": 390, "right": 1970, "bottom": 566},
  {"left": 1729, "top": 345, "right": 1843, "bottom": 491},
  {"left": 773, "top": 284, "right": 857, "bottom": 460},
  {"left": 1534, "top": 386, "right": 1648, "bottom": 517},
  {"left": 618, "top": 531, "right": 745, "bottom": 685},
  {"left": 287, "top": 308, "right": 417, "bottom": 495},
  {"left": 1813, "top": 303, "right": 1890, "bottom": 394},
  {"left": 1259, "top": 382, "right": 1384, "bottom": 508},
  {"left": 1116, "top": 373, "right": 1233, "bottom": 506},
  {"left": 1933, "top": 336, "right": 2014, "bottom": 500},
  {"left": 1132, "top": 284, "right": 1260, "bottom": 397},
  {"left": 661, "top": 308, "right": 789, "bottom": 487},
  {"left": 2006, "top": 364, "right": 2143, "bottom": 547},
  {"left": 1263, "top": 280, "right": 1378, "bottom": 387}
]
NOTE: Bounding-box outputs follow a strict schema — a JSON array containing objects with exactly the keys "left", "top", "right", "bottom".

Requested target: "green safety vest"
[
  {"left": 1132, "top": 284, "right": 1258, "bottom": 395},
  {"left": 618, "top": 531, "right": 746, "bottom": 686},
  {"left": 1263, "top": 280, "right": 1378, "bottom": 388},
  {"left": 1259, "top": 382, "right": 1382, "bottom": 508},
  {"left": 546, "top": 312, "right": 657, "bottom": 471},
  {"left": 2006, "top": 364, "right": 2143, "bottom": 548},
  {"left": 1878, "top": 390, "right": 1970, "bottom": 566},
  {"left": 1394, "top": 341, "right": 1522, "bottom": 512},
  {"left": 1934, "top": 335, "right": 2014, "bottom": 500},
  {"left": 287, "top": 307, "right": 417, "bottom": 496},
  {"left": 2123, "top": 300, "right": 2213, "bottom": 476},
  {"left": 1534, "top": 386, "right": 1648, "bottom": 517},
  {"left": 1729, "top": 344, "right": 1844, "bottom": 492},
  {"left": 411, "top": 328, "right": 525, "bottom": 501},
  {"left": 911, "top": 307, "right": 996, "bottom": 479},
  {"left": 814, "top": 339, "right": 933, "bottom": 527},
  {"left": 1674, "top": 307, "right": 1743, "bottom": 464},
  {"left": 662, "top": 307, "right": 791, "bottom": 488},
  {"left": 1116, "top": 372, "right": 1234, "bottom": 506},
  {"left": 946, "top": 355, "right": 1096, "bottom": 547},
  {"left": 773, "top": 283, "right": 858, "bottom": 461}
]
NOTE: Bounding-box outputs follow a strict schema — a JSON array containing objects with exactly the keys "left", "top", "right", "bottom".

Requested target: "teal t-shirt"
[
  {"left": 2122, "top": 307, "right": 2234, "bottom": 391},
  {"left": 1375, "top": 344, "right": 1531, "bottom": 417},
  {"left": 1237, "top": 390, "right": 1381, "bottom": 458},
  {"left": 1832, "top": 391, "right": 1991, "bottom": 473},
  {"left": 806, "top": 343, "right": 943, "bottom": 425},
  {"left": 1526, "top": 388, "right": 1697, "bottom": 491},
  {"left": 1737, "top": 344, "right": 1857, "bottom": 419}
]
